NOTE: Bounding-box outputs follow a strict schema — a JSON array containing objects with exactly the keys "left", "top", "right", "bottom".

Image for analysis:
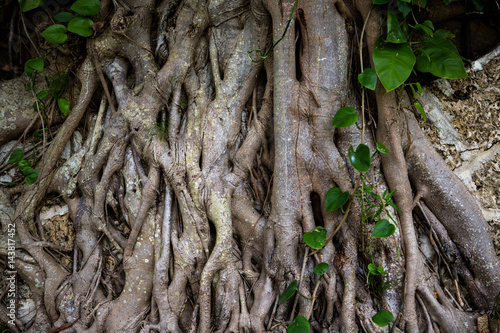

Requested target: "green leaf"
[
  {"left": 348, "top": 144, "right": 371, "bottom": 173},
  {"left": 18, "top": 159, "right": 32, "bottom": 173},
  {"left": 376, "top": 142, "right": 390, "bottom": 154},
  {"left": 415, "top": 34, "right": 467, "bottom": 79},
  {"left": 397, "top": 0, "right": 412, "bottom": 16},
  {"left": 287, "top": 315, "right": 310, "bottom": 333},
  {"left": 358, "top": 68, "right": 377, "bottom": 90},
  {"left": 68, "top": 17, "right": 94, "bottom": 37},
  {"left": 412, "top": 0, "right": 427, "bottom": 7},
  {"left": 33, "top": 129, "right": 44, "bottom": 138},
  {"left": 70, "top": 0, "right": 101, "bottom": 16},
  {"left": 24, "top": 57, "right": 44, "bottom": 76},
  {"left": 414, "top": 23, "right": 433, "bottom": 37},
  {"left": 54, "top": 12, "right": 74, "bottom": 22},
  {"left": 41, "top": 24, "right": 68, "bottom": 44},
  {"left": 303, "top": 226, "right": 327, "bottom": 250},
  {"left": 58, "top": 97, "right": 70, "bottom": 116},
  {"left": 372, "top": 0, "right": 391, "bottom": 4},
  {"left": 37, "top": 90, "right": 49, "bottom": 99},
  {"left": 416, "top": 82, "right": 423, "bottom": 95},
  {"left": 23, "top": 168, "right": 39, "bottom": 184},
  {"left": 279, "top": 280, "right": 298, "bottom": 305},
  {"left": 368, "top": 263, "right": 380, "bottom": 275},
  {"left": 19, "top": 0, "right": 46, "bottom": 12},
  {"left": 313, "top": 263, "right": 329, "bottom": 276},
  {"left": 8, "top": 149, "right": 24, "bottom": 164},
  {"left": 373, "top": 37, "right": 415, "bottom": 92},
  {"left": 332, "top": 106, "right": 358, "bottom": 128},
  {"left": 414, "top": 102, "right": 426, "bottom": 120},
  {"left": 325, "top": 187, "right": 349, "bottom": 212},
  {"left": 386, "top": 11, "right": 407, "bottom": 43},
  {"left": 372, "top": 310, "right": 395, "bottom": 327},
  {"left": 372, "top": 219, "right": 396, "bottom": 238}
]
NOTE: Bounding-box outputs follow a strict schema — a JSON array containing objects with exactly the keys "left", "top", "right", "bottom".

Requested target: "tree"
[{"left": 1, "top": 0, "right": 499, "bottom": 332}]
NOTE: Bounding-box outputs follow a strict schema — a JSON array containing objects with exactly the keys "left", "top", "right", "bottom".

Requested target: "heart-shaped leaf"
[
  {"left": 325, "top": 187, "right": 349, "bottom": 212},
  {"left": 386, "top": 11, "right": 407, "bottom": 44},
  {"left": 70, "top": 0, "right": 101, "bottom": 16},
  {"left": 41, "top": 24, "right": 68, "bottom": 44},
  {"left": 24, "top": 57, "right": 44, "bottom": 76},
  {"left": 373, "top": 37, "right": 415, "bottom": 92},
  {"left": 58, "top": 97, "right": 70, "bottom": 116},
  {"left": 37, "top": 90, "right": 49, "bottom": 99},
  {"left": 348, "top": 144, "right": 371, "bottom": 173},
  {"left": 303, "top": 226, "right": 327, "bottom": 250},
  {"left": 19, "top": 0, "right": 45, "bottom": 12},
  {"left": 397, "top": 0, "right": 412, "bottom": 16},
  {"left": 372, "top": 219, "right": 396, "bottom": 238},
  {"left": 287, "top": 315, "right": 310, "bottom": 333},
  {"left": 8, "top": 149, "right": 24, "bottom": 164},
  {"left": 279, "top": 280, "right": 298, "bottom": 305},
  {"left": 54, "top": 12, "right": 74, "bottom": 22},
  {"left": 68, "top": 17, "right": 93, "bottom": 37},
  {"left": 18, "top": 160, "right": 32, "bottom": 173},
  {"left": 313, "top": 263, "right": 329, "bottom": 276},
  {"left": 376, "top": 142, "right": 390, "bottom": 154},
  {"left": 372, "top": 310, "right": 394, "bottom": 327},
  {"left": 23, "top": 168, "right": 39, "bottom": 184},
  {"left": 332, "top": 106, "right": 358, "bottom": 128},
  {"left": 358, "top": 68, "right": 377, "bottom": 90},
  {"left": 415, "top": 31, "right": 467, "bottom": 79}
]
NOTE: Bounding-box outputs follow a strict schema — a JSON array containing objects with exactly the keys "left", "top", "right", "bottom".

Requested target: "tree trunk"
[{"left": 1, "top": 0, "right": 499, "bottom": 332}]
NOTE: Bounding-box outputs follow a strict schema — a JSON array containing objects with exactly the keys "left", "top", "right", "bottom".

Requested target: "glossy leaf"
[
  {"left": 414, "top": 102, "right": 426, "bottom": 120},
  {"left": 24, "top": 168, "right": 39, "bottom": 184},
  {"left": 415, "top": 33, "right": 467, "bottom": 79},
  {"left": 41, "top": 24, "right": 68, "bottom": 44},
  {"left": 358, "top": 68, "right": 377, "bottom": 90},
  {"left": 376, "top": 142, "right": 390, "bottom": 154},
  {"left": 372, "top": 0, "right": 391, "bottom": 4},
  {"left": 368, "top": 263, "right": 388, "bottom": 275},
  {"left": 24, "top": 57, "right": 44, "bottom": 76},
  {"left": 8, "top": 149, "right": 24, "bottom": 164},
  {"left": 348, "top": 144, "right": 371, "bottom": 173},
  {"left": 68, "top": 17, "right": 93, "bottom": 37},
  {"left": 386, "top": 11, "right": 407, "bottom": 43},
  {"left": 37, "top": 90, "right": 49, "bottom": 99},
  {"left": 372, "top": 219, "right": 396, "bottom": 238},
  {"left": 303, "top": 226, "right": 327, "bottom": 250},
  {"left": 18, "top": 160, "right": 32, "bottom": 173},
  {"left": 19, "top": 0, "right": 45, "bottom": 12},
  {"left": 70, "top": 0, "right": 101, "bottom": 16},
  {"left": 313, "top": 263, "right": 329, "bottom": 276},
  {"left": 397, "top": 0, "right": 412, "bottom": 16},
  {"left": 287, "top": 315, "right": 310, "bottom": 333},
  {"left": 372, "top": 310, "right": 395, "bottom": 327},
  {"left": 279, "top": 280, "right": 298, "bottom": 305},
  {"left": 332, "top": 106, "right": 358, "bottom": 128},
  {"left": 373, "top": 37, "right": 415, "bottom": 92},
  {"left": 58, "top": 97, "right": 70, "bottom": 116},
  {"left": 325, "top": 187, "right": 349, "bottom": 212},
  {"left": 54, "top": 12, "right": 74, "bottom": 22}
]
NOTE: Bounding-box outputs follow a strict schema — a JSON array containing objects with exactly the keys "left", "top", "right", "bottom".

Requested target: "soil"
[{"left": 418, "top": 55, "right": 500, "bottom": 256}]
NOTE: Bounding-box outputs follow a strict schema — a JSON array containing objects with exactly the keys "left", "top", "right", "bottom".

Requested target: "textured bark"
[{"left": 1, "top": 0, "right": 499, "bottom": 332}]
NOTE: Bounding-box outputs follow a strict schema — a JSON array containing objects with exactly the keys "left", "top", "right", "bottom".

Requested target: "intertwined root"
[{"left": 2, "top": 1, "right": 500, "bottom": 332}]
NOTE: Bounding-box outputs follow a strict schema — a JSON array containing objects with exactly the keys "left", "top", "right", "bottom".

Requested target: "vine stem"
[
  {"left": 290, "top": 246, "right": 309, "bottom": 321},
  {"left": 306, "top": 276, "right": 322, "bottom": 321},
  {"left": 359, "top": 6, "right": 373, "bottom": 145},
  {"left": 311, "top": 174, "right": 362, "bottom": 256}
]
